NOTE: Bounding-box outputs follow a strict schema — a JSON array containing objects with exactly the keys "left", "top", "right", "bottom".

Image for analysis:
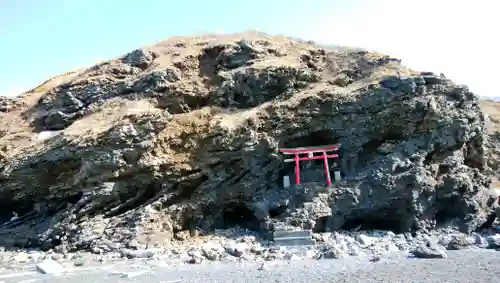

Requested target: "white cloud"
[{"left": 297, "top": 0, "right": 499, "bottom": 97}]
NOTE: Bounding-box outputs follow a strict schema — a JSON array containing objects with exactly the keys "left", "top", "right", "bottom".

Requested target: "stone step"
[
  {"left": 272, "top": 237, "right": 316, "bottom": 247},
  {"left": 273, "top": 229, "right": 312, "bottom": 240}
]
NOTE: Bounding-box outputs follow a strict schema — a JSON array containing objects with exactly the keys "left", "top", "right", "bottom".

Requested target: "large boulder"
[{"left": 0, "top": 32, "right": 496, "bottom": 250}]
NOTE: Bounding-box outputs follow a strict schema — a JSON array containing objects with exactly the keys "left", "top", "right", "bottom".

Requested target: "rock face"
[{"left": 0, "top": 32, "right": 496, "bottom": 250}]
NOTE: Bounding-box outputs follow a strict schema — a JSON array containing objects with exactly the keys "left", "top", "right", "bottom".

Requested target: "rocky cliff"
[{"left": 0, "top": 32, "right": 496, "bottom": 251}]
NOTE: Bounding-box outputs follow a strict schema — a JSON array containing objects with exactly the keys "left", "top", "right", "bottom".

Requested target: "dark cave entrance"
[
  {"left": 269, "top": 204, "right": 288, "bottom": 218},
  {"left": 0, "top": 191, "right": 84, "bottom": 225},
  {"left": 340, "top": 215, "right": 412, "bottom": 234},
  {"left": 286, "top": 130, "right": 339, "bottom": 149},
  {"left": 339, "top": 204, "right": 416, "bottom": 234},
  {"left": 312, "top": 216, "right": 330, "bottom": 233},
  {"left": 211, "top": 202, "right": 261, "bottom": 231},
  {"left": 0, "top": 199, "right": 33, "bottom": 224},
  {"left": 435, "top": 209, "right": 456, "bottom": 227},
  {"left": 434, "top": 195, "right": 466, "bottom": 228}
]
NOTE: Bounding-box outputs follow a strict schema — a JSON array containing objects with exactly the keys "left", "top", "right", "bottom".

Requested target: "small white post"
[
  {"left": 283, "top": 175, "right": 290, "bottom": 188},
  {"left": 334, "top": 171, "right": 342, "bottom": 182}
]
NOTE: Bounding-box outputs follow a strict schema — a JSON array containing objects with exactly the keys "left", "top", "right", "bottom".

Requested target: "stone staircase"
[{"left": 272, "top": 229, "right": 315, "bottom": 247}]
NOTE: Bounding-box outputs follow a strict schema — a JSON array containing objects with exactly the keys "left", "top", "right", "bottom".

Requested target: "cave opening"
[
  {"left": 434, "top": 198, "right": 464, "bottom": 228},
  {"left": 105, "top": 181, "right": 164, "bottom": 218},
  {"left": 435, "top": 209, "right": 456, "bottom": 227},
  {"left": 66, "top": 192, "right": 84, "bottom": 205},
  {"left": 286, "top": 130, "right": 339, "bottom": 148},
  {"left": 313, "top": 216, "right": 330, "bottom": 233},
  {"left": 212, "top": 202, "right": 261, "bottom": 231},
  {"left": 340, "top": 214, "right": 411, "bottom": 234},
  {"left": 269, "top": 205, "right": 288, "bottom": 218},
  {"left": 0, "top": 197, "right": 36, "bottom": 224}
]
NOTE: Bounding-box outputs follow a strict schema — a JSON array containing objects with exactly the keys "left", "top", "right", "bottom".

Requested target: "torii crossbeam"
[{"left": 280, "top": 144, "right": 340, "bottom": 185}]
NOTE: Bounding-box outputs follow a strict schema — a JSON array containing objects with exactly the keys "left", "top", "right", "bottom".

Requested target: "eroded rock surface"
[{"left": 0, "top": 32, "right": 497, "bottom": 251}]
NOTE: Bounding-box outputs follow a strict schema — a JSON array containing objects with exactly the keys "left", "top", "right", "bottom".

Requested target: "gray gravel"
[{"left": 2, "top": 249, "right": 499, "bottom": 283}]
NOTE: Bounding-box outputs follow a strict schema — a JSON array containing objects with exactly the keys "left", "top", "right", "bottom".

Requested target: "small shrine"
[{"left": 279, "top": 144, "right": 341, "bottom": 187}]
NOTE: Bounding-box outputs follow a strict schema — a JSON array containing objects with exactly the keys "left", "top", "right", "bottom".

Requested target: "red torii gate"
[{"left": 280, "top": 144, "right": 340, "bottom": 185}]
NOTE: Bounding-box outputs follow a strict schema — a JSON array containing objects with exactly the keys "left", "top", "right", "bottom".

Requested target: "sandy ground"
[{"left": 1, "top": 249, "right": 499, "bottom": 283}]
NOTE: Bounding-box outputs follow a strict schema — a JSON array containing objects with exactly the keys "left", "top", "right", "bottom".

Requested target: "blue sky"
[{"left": 1, "top": 0, "right": 498, "bottom": 97}]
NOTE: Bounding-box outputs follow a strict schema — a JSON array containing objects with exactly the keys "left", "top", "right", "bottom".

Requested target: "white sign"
[
  {"left": 334, "top": 171, "right": 342, "bottom": 182},
  {"left": 283, "top": 176, "right": 290, "bottom": 188}
]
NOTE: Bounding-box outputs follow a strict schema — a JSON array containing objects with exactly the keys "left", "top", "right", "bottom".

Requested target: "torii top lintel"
[{"left": 279, "top": 144, "right": 340, "bottom": 154}]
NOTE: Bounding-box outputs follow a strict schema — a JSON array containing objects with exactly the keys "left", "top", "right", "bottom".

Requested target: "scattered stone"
[
  {"left": 114, "top": 270, "right": 148, "bottom": 278},
  {"left": 50, "top": 253, "right": 64, "bottom": 261},
  {"left": 284, "top": 253, "right": 302, "bottom": 261},
  {"left": 239, "top": 253, "right": 255, "bottom": 262},
  {"left": 0, "top": 229, "right": 492, "bottom": 268},
  {"left": 127, "top": 239, "right": 140, "bottom": 248},
  {"left": 473, "top": 233, "right": 488, "bottom": 247},
  {"left": 73, "top": 258, "right": 85, "bottom": 267},
  {"left": 438, "top": 234, "right": 453, "bottom": 246},
  {"left": 173, "top": 231, "right": 191, "bottom": 241},
  {"left": 304, "top": 249, "right": 319, "bottom": 259},
  {"left": 225, "top": 241, "right": 248, "bottom": 257},
  {"left": 263, "top": 249, "right": 283, "bottom": 261},
  {"left": 13, "top": 252, "right": 29, "bottom": 263},
  {"left": 411, "top": 243, "right": 448, "bottom": 259},
  {"left": 322, "top": 246, "right": 344, "bottom": 259},
  {"left": 485, "top": 234, "right": 500, "bottom": 249},
  {"left": 36, "top": 259, "right": 65, "bottom": 275},
  {"left": 201, "top": 244, "right": 222, "bottom": 261},
  {"left": 356, "top": 234, "right": 374, "bottom": 246},
  {"left": 120, "top": 248, "right": 161, "bottom": 259},
  {"left": 348, "top": 245, "right": 363, "bottom": 256},
  {"left": 0, "top": 230, "right": 497, "bottom": 266},
  {"left": 446, "top": 235, "right": 471, "bottom": 250},
  {"left": 187, "top": 250, "right": 205, "bottom": 264},
  {"left": 250, "top": 244, "right": 265, "bottom": 255},
  {"left": 187, "top": 255, "right": 203, "bottom": 264},
  {"left": 53, "top": 244, "right": 69, "bottom": 255}
]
